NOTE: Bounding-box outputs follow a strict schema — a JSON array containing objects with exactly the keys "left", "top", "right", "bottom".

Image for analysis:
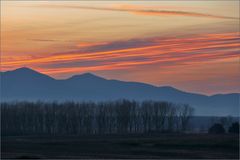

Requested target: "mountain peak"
[
  {"left": 81, "top": 72, "right": 97, "bottom": 77},
  {"left": 3, "top": 67, "right": 39, "bottom": 75},
  {"left": 13, "top": 67, "right": 37, "bottom": 73},
  {"left": 3, "top": 67, "right": 55, "bottom": 80},
  {"left": 68, "top": 72, "right": 105, "bottom": 80}
]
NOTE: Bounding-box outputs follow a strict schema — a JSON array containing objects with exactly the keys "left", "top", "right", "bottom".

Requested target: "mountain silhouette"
[{"left": 1, "top": 67, "right": 239, "bottom": 116}]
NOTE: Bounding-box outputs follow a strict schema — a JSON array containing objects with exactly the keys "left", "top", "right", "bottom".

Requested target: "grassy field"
[{"left": 1, "top": 134, "right": 239, "bottom": 159}]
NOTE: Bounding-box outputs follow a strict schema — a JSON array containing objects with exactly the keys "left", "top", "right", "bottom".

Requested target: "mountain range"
[{"left": 1, "top": 67, "right": 239, "bottom": 116}]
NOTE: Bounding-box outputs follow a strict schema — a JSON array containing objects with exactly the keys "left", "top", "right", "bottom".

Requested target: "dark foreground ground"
[{"left": 1, "top": 134, "right": 239, "bottom": 159}]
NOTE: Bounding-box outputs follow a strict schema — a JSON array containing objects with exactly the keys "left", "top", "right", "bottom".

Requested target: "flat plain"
[{"left": 1, "top": 134, "right": 239, "bottom": 159}]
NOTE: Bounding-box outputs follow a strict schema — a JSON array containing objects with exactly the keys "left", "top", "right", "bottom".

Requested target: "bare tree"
[
  {"left": 179, "top": 104, "right": 194, "bottom": 132},
  {"left": 1, "top": 100, "right": 194, "bottom": 135}
]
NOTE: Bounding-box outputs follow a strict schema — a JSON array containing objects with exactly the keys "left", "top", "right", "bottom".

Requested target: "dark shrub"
[
  {"left": 228, "top": 122, "right": 239, "bottom": 134},
  {"left": 208, "top": 123, "right": 225, "bottom": 134}
]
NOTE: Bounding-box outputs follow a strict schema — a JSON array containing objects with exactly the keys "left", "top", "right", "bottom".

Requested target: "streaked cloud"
[
  {"left": 37, "top": 4, "right": 238, "bottom": 19},
  {"left": 76, "top": 42, "right": 109, "bottom": 48},
  {"left": 2, "top": 32, "right": 239, "bottom": 74},
  {"left": 29, "top": 39, "right": 58, "bottom": 42}
]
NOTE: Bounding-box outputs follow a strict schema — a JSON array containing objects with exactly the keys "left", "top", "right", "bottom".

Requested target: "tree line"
[{"left": 1, "top": 100, "right": 194, "bottom": 136}]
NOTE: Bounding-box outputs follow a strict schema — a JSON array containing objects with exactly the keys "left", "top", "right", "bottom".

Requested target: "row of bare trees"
[{"left": 1, "top": 100, "right": 194, "bottom": 135}]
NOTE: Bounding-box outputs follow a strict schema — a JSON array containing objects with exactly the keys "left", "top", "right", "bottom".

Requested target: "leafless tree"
[{"left": 1, "top": 100, "right": 194, "bottom": 135}]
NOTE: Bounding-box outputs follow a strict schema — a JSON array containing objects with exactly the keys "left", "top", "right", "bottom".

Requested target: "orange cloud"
[
  {"left": 132, "top": 10, "right": 236, "bottom": 19},
  {"left": 76, "top": 42, "right": 109, "bottom": 48},
  {"left": 35, "top": 4, "right": 238, "bottom": 20},
  {"left": 2, "top": 32, "right": 239, "bottom": 75}
]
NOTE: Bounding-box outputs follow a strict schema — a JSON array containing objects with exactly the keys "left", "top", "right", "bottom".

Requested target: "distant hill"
[{"left": 1, "top": 67, "right": 239, "bottom": 116}]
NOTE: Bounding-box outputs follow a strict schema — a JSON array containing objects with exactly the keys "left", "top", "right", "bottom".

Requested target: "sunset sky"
[{"left": 1, "top": 1, "right": 239, "bottom": 95}]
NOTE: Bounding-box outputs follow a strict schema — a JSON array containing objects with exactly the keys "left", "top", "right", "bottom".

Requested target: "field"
[{"left": 1, "top": 134, "right": 239, "bottom": 159}]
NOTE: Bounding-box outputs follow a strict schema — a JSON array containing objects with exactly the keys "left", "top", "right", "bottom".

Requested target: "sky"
[{"left": 1, "top": 1, "right": 239, "bottom": 95}]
